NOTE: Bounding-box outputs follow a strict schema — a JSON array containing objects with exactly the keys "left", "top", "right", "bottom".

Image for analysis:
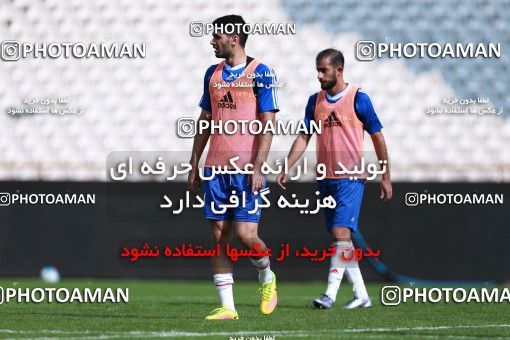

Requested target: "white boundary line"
[{"left": 0, "top": 324, "right": 509, "bottom": 338}]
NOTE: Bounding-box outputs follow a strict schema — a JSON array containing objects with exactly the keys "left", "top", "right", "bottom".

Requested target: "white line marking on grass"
[{"left": 1, "top": 325, "right": 509, "bottom": 338}]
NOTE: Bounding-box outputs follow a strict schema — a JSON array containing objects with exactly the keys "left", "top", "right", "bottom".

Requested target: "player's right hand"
[
  {"left": 379, "top": 177, "right": 392, "bottom": 202},
  {"left": 188, "top": 169, "right": 201, "bottom": 195},
  {"left": 276, "top": 172, "right": 287, "bottom": 190}
]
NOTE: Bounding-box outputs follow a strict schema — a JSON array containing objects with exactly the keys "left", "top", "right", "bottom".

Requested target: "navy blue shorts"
[
  {"left": 317, "top": 178, "right": 365, "bottom": 233},
  {"left": 203, "top": 167, "right": 265, "bottom": 223}
]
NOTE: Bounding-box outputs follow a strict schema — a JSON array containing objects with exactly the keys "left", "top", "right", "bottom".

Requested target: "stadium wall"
[{"left": 0, "top": 182, "right": 508, "bottom": 282}]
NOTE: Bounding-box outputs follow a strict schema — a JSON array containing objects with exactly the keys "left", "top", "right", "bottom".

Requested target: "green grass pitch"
[{"left": 0, "top": 279, "right": 508, "bottom": 339}]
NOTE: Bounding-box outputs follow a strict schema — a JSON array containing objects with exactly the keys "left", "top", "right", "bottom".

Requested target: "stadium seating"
[{"left": 0, "top": 0, "right": 508, "bottom": 181}]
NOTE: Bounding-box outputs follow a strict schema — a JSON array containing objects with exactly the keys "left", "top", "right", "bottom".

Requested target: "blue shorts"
[
  {"left": 203, "top": 167, "right": 265, "bottom": 223},
  {"left": 317, "top": 178, "right": 365, "bottom": 233}
]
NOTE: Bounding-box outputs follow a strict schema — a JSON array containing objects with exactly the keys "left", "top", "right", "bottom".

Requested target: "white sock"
[
  {"left": 324, "top": 240, "right": 350, "bottom": 301},
  {"left": 213, "top": 273, "right": 235, "bottom": 311},
  {"left": 250, "top": 256, "right": 273, "bottom": 283},
  {"left": 345, "top": 267, "right": 369, "bottom": 299},
  {"left": 345, "top": 241, "right": 369, "bottom": 299},
  {"left": 325, "top": 267, "right": 345, "bottom": 301}
]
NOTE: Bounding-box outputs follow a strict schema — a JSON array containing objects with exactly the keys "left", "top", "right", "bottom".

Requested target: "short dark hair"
[
  {"left": 316, "top": 48, "right": 345, "bottom": 67},
  {"left": 212, "top": 15, "right": 248, "bottom": 48}
]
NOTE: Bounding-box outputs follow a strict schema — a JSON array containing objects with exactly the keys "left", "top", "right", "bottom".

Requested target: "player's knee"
[
  {"left": 332, "top": 226, "right": 351, "bottom": 241},
  {"left": 211, "top": 227, "right": 221, "bottom": 241},
  {"left": 211, "top": 223, "right": 227, "bottom": 242},
  {"left": 235, "top": 230, "right": 256, "bottom": 247},
  {"left": 212, "top": 231, "right": 231, "bottom": 245}
]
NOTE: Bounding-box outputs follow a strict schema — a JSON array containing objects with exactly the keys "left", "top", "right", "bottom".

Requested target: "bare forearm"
[
  {"left": 370, "top": 131, "right": 390, "bottom": 179},
  {"left": 286, "top": 133, "right": 310, "bottom": 170},
  {"left": 254, "top": 133, "right": 273, "bottom": 169},
  {"left": 253, "top": 112, "right": 276, "bottom": 169},
  {"left": 189, "top": 111, "right": 211, "bottom": 167}
]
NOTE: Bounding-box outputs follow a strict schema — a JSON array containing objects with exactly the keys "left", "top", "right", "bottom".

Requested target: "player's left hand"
[
  {"left": 276, "top": 172, "right": 287, "bottom": 190},
  {"left": 380, "top": 177, "right": 392, "bottom": 201},
  {"left": 250, "top": 170, "right": 265, "bottom": 193},
  {"left": 188, "top": 168, "right": 201, "bottom": 195}
]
